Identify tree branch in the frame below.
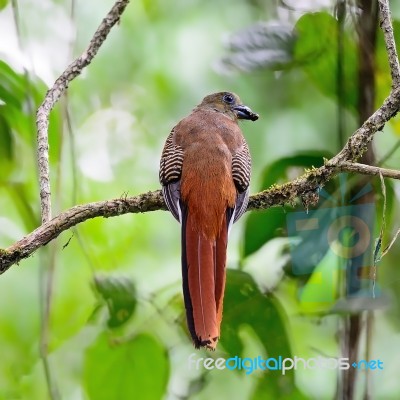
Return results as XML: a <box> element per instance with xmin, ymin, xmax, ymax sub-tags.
<box><xmin>36</xmin><ymin>0</ymin><xmax>130</xmax><ymax>223</ymax></box>
<box><xmin>327</xmin><ymin>86</ymin><xmax>400</xmax><ymax>165</ymax></box>
<box><xmin>0</xmin><ymin>191</ymin><xmax>165</xmax><ymax>273</ymax></box>
<box><xmin>250</xmin><ymin>86</ymin><xmax>400</xmax><ymax>210</ymax></box>
<box><xmin>379</xmin><ymin>0</ymin><xmax>400</xmax><ymax>87</ymax></box>
<box><xmin>1</xmin><ymin>154</ymin><xmax>400</xmax><ymax>274</ymax></box>
<box><xmin>2</xmin><ymin>0</ymin><xmax>400</xmax><ymax>275</ymax></box>
<box><xmin>338</xmin><ymin>162</ymin><xmax>400</xmax><ymax>179</ymax></box>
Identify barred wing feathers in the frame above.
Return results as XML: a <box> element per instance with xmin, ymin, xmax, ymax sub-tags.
<box><xmin>232</xmin><ymin>141</ymin><xmax>251</xmax><ymax>223</ymax></box>
<box><xmin>159</xmin><ymin>129</ymin><xmax>184</xmax><ymax>222</ymax></box>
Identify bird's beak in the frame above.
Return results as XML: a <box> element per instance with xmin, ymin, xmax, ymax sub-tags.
<box><xmin>233</xmin><ymin>105</ymin><xmax>259</xmax><ymax>121</ymax></box>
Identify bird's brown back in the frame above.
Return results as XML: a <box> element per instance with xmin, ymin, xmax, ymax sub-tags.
<box><xmin>175</xmin><ymin>108</ymin><xmax>244</xmax><ymax>239</ymax></box>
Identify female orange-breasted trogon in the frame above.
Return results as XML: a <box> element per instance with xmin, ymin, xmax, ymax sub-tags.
<box><xmin>159</xmin><ymin>92</ymin><xmax>258</xmax><ymax>349</ymax></box>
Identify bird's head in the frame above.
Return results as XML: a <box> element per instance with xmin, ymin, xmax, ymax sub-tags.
<box><xmin>198</xmin><ymin>92</ymin><xmax>259</xmax><ymax>122</ymax></box>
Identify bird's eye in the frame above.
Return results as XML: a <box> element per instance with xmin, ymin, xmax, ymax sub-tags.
<box><xmin>223</xmin><ymin>94</ymin><xmax>234</xmax><ymax>104</ymax></box>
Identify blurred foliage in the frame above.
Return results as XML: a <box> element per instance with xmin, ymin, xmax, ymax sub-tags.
<box><xmin>223</xmin><ymin>270</ymin><xmax>307</xmax><ymax>399</ymax></box>
<box><xmin>0</xmin><ymin>0</ymin><xmax>400</xmax><ymax>399</ymax></box>
<box><xmin>84</xmin><ymin>333</ymin><xmax>169</xmax><ymax>400</ymax></box>
<box><xmin>217</xmin><ymin>21</ymin><xmax>296</xmax><ymax>73</ymax></box>
<box><xmin>93</xmin><ymin>274</ymin><xmax>137</xmax><ymax>328</ymax></box>
<box><xmin>294</xmin><ymin>12</ymin><xmax>358</xmax><ymax>112</ymax></box>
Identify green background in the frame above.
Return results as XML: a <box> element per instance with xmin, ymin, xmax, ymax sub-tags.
<box><xmin>0</xmin><ymin>0</ymin><xmax>400</xmax><ymax>399</ymax></box>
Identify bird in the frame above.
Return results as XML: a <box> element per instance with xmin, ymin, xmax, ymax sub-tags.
<box><xmin>159</xmin><ymin>92</ymin><xmax>258</xmax><ymax>350</ymax></box>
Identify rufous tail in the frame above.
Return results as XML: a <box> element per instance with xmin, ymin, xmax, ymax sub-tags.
<box><xmin>181</xmin><ymin>211</ymin><xmax>228</xmax><ymax>350</ymax></box>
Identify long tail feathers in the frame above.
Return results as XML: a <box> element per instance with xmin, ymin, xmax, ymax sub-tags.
<box><xmin>181</xmin><ymin>210</ymin><xmax>228</xmax><ymax>350</ymax></box>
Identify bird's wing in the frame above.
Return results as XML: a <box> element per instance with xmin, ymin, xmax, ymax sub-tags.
<box><xmin>159</xmin><ymin>128</ymin><xmax>184</xmax><ymax>222</ymax></box>
<box><xmin>231</xmin><ymin>141</ymin><xmax>251</xmax><ymax>223</ymax></box>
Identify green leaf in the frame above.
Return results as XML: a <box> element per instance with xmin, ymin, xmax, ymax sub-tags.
<box><xmin>373</xmin><ymin>175</ymin><xmax>395</xmax><ymax>236</ymax></box>
<box><xmin>223</xmin><ymin>270</ymin><xmax>291</xmax><ymax>358</ymax></box>
<box><xmin>0</xmin><ymin>61</ymin><xmax>26</xmax><ymax>108</ymax></box>
<box><xmin>0</xmin><ymin>61</ymin><xmax>61</xmax><ymax>161</ymax></box>
<box><xmin>84</xmin><ymin>333</ymin><xmax>169</xmax><ymax>400</ymax></box>
<box><xmin>244</xmin><ymin>151</ymin><xmax>331</xmax><ymax>257</ymax></box>
<box><xmin>0</xmin><ymin>113</ymin><xmax>12</xmax><ymax>159</ymax></box>
<box><xmin>294</xmin><ymin>12</ymin><xmax>358</xmax><ymax>112</ymax></box>
<box><xmin>0</xmin><ymin>104</ymin><xmax>32</xmax><ymax>143</ymax></box>
<box><xmin>94</xmin><ymin>275</ymin><xmax>137</xmax><ymax>328</ymax></box>
<box><xmin>243</xmin><ymin>208</ymin><xmax>290</xmax><ymax>257</ymax></box>
<box><xmin>0</xmin><ymin>0</ymin><xmax>8</xmax><ymax>10</ymax></box>
<box><xmin>0</xmin><ymin>112</ymin><xmax>13</xmax><ymax>180</ymax></box>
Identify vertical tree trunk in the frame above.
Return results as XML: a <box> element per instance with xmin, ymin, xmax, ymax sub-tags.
<box><xmin>340</xmin><ymin>1</ymin><xmax>378</xmax><ymax>399</ymax></box>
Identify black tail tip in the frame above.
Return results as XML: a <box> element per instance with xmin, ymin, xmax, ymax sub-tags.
<box><xmin>193</xmin><ymin>336</ymin><xmax>218</xmax><ymax>351</ymax></box>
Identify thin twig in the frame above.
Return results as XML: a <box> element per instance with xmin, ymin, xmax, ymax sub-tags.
<box><xmin>372</xmin><ymin>173</ymin><xmax>386</xmax><ymax>297</ymax></box>
<box><xmin>374</xmin><ymin>172</ymin><xmax>400</xmax><ymax>261</ymax></box>
<box><xmin>375</xmin><ymin>173</ymin><xmax>386</xmax><ymax>266</ymax></box>
<box><xmin>39</xmin><ymin>247</ymin><xmax>60</xmax><ymax>400</ymax></box>
<box><xmin>378</xmin><ymin>0</ymin><xmax>400</xmax><ymax>86</ymax></box>
<box><xmin>339</xmin><ymin>162</ymin><xmax>400</xmax><ymax>179</ymax></box>
<box><xmin>36</xmin><ymin>0</ymin><xmax>130</xmax><ymax>224</ymax></box>
<box><xmin>33</xmin><ymin>2</ymin><xmax>130</xmax><ymax>397</ymax></box>
<box><xmin>327</xmin><ymin>86</ymin><xmax>400</xmax><ymax>166</ymax></box>
<box><xmin>11</xmin><ymin>1</ymin><xmax>60</xmax><ymax>398</ymax></box>
<box><xmin>380</xmin><ymin>228</ymin><xmax>400</xmax><ymax>259</ymax></box>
